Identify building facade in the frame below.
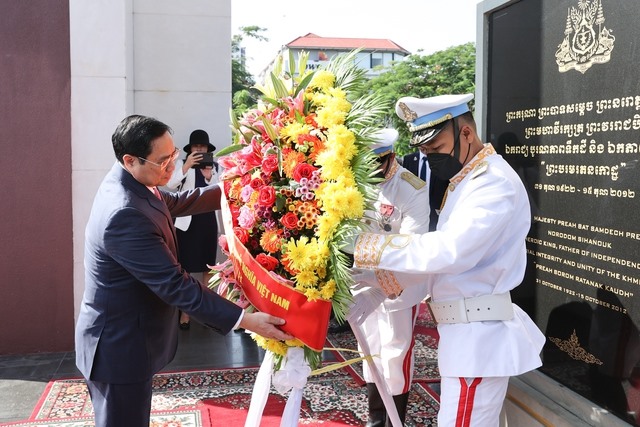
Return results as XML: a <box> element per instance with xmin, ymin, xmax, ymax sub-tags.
<box><xmin>259</xmin><ymin>32</ymin><xmax>410</xmax><ymax>81</ymax></box>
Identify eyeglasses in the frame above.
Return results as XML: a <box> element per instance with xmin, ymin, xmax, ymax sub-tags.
<box><xmin>138</xmin><ymin>148</ymin><xmax>180</xmax><ymax>170</ymax></box>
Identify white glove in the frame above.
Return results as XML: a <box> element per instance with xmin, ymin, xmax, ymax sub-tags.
<box><xmin>338</xmin><ymin>227</ymin><xmax>359</xmax><ymax>254</ymax></box>
<box><xmin>350</xmin><ymin>269</ymin><xmax>378</xmax><ymax>291</ymax></box>
<box><xmin>346</xmin><ymin>286</ymin><xmax>386</xmax><ymax>325</ymax></box>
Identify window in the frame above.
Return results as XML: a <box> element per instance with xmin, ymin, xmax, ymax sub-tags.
<box><xmin>371</xmin><ymin>52</ymin><xmax>383</xmax><ymax>68</ymax></box>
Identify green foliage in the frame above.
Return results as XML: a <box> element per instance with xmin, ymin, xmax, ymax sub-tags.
<box><xmin>356</xmin><ymin>42</ymin><xmax>476</xmax><ymax>156</ymax></box>
<box><xmin>231</xmin><ymin>26</ymin><xmax>269</xmax><ymax>115</ymax></box>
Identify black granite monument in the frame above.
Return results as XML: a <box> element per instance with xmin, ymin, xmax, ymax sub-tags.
<box><xmin>485</xmin><ymin>0</ymin><xmax>640</xmax><ymax>424</ymax></box>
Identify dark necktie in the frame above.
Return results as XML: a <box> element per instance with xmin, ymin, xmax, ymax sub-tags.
<box><xmin>420</xmin><ymin>156</ymin><xmax>428</xmax><ymax>182</ymax></box>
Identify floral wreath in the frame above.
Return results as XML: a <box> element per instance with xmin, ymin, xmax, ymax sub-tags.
<box><xmin>210</xmin><ymin>50</ymin><xmax>388</xmax><ymax>370</ymax></box>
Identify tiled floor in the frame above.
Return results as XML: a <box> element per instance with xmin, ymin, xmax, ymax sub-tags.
<box><xmin>0</xmin><ymin>322</ymin><xmax>337</xmax><ymax>423</ymax></box>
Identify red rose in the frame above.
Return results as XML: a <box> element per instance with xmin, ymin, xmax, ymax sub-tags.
<box><xmin>280</xmin><ymin>212</ymin><xmax>300</xmax><ymax>230</ymax></box>
<box><xmin>293</xmin><ymin>163</ymin><xmax>317</xmax><ymax>182</ymax></box>
<box><xmin>233</xmin><ymin>227</ymin><xmax>250</xmax><ymax>244</ymax></box>
<box><xmin>257</xmin><ymin>186</ymin><xmax>276</xmax><ymax>207</ymax></box>
<box><xmin>250</xmin><ymin>177</ymin><xmax>265</xmax><ymax>189</ymax></box>
<box><xmin>240</xmin><ymin>174</ymin><xmax>252</xmax><ymax>187</ymax></box>
<box><xmin>262</xmin><ymin>154</ymin><xmax>279</xmax><ymax>174</ymax></box>
<box><xmin>256</xmin><ymin>253</ymin><xmax>279</xmax><ymax>271</ymax></box>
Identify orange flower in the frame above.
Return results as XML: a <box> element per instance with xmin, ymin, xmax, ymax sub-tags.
<box><xmin>281</xmin><ymin>254</ymin><xmax>300</xmax><ymax>275</ymax></box>
<box><xmin>282</xmin><ymin>150</ymin><xmax>307</xmax><ymax>179</ymax></box>
<box><xmin>260</xmin><ymin>229</ymin><xmax>283</xmax><ymax>254</ymax></box>
<box><xmin>305</xmin><ymin>113</ymin><xmax>318</xmax><ymax>128</ymax></box>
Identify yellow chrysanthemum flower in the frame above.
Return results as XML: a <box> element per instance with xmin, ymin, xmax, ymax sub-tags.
<box><xmin>315</xmin><ymin>213</ymin><xmax>339</xmax><ymax>242</ymax></box>
<box><xmin>306</xmin><ymin>239</ymin><xmax>330</xmax><ymax>269</ymax></box>
<box><xmin>310</xmin><ymin>93</ymin><xmax>331</xmax><ymax>107</ymax></box>
<box><xmin>309</xmin><ymin>70</ymin><xmax>335</xmax><ymax>91</ymax></box>
<box><xmin>280</xmin><ymin>122</ymin><xmax>312</xmax><ymax>143</ymax></box>
<box><xmin>295</xmin><ymin>270</ymin><xmax>318</xmax><ymax>287</ymax></box>
<box><xmin>315</xmin><ymin>155</ymin><xmax>352</xmax><ymax>182</ymax></box>
<box><xmin>335</xmin><ymin>173</ymin><xmax>357</xmax><ymax>189</ymax></box>
<box><xmin>304</xmin><ymin>287</ymin><xmax>323</xmax><ymax>302</ymax></box>
<box><xmin>326</xmin><ymin>87</ymin><xmax>347</xmax><ymax>100</ymax></box>
<box><xmin>320</xmin><ymin>279</ymin><xmax>337</xmax><ymax>299</ymax></box>
<box><xmin>334</xmin><ymin>185</ymin><xmax>366</xmax><ymax>219</ymax></box>
<box><xmin>327</xmin><ymin>124</ymin><xmax>356</xmax><ymax>148</ymax></box>
<box><xmin>284</xmin><ymin>338</ymin><xmax>305</xmax><ymax>348</ymax></box>
<box><xmin>324</xmin><ymin>95</ymin><xmax>351</xmax><ymax>114</ymax></box>
<box><xmin>316</xmin><ymin>264</ymin><xmax>327</xmax><ymax>279</ymax></box>
<box><xmin>253</xmin><ymin>336</ymin><xmax>288</xmax><ymax>357</ymax></box>
<box><xmin>316</xmin><ymin>108</ymin><xmax>347</xmax><ymax>128</ymax></box>
<box><xmin>283</xmin><ymin>235</ymin><xmax>310</xmax><ymax>271</ymax></box>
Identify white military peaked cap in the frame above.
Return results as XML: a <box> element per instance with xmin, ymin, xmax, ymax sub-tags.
<box><xmin>369</xmin><ymin>128</ymin><xmax>399</xmax><ymax>155</ymax></box>
<box><xmin>395</xmin><ymin>93</ymin><xmax>474</xmax><ymax>134</ymax></box>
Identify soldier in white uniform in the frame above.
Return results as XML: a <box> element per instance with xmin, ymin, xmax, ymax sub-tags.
<box><xmin>355</xmin><ymin>128</ymin><xmax>430</xmax><ymax>426</ymax></box>
<box><xmin>347</xmin><ymin>94</ymin><xmax>546</xmax><ymax>426</ymax></box>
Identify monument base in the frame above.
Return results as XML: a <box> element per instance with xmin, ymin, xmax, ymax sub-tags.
<box><xmin>505</xmin><ymin>371</ymin><xmax>633</xmax><ymax>426</ymax></box>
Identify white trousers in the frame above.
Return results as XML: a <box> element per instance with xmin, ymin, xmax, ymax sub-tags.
<box><xmin>438</xmin><ymin>376</ymin><xmax>509</xmax><ymax>427</ymax></box>
<box><xmin>360</xmin><ymin>304</ymin><xmax>419</xmax><ymax>395</ymax></box>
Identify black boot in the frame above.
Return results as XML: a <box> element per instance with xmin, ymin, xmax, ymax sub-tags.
<box><xmin>385</xmin><ymin>392</ymin><xmax>409</xmax><ymax>426</ymax></box>
<box><xmin>366</xmin><ymin>383</ymin><xmax>386</xmax><ymax>427</ymax></box>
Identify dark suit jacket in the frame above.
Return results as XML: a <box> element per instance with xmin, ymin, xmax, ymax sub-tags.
<box><xmin>402</xmin><ymin>152</ymin><xmax>448</xmax><ymax>231</ymax></box>
<box><xmin>76</xmin><ymin>163</ymin><xmax>242</xmax><ymax>384</ymax></box>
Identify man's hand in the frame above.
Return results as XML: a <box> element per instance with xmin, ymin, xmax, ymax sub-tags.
<box><xmin>346</xmin><ymin>286</ymin><xmax>386</xmax><ymax>325</ymax></box>
<box><xmin>239</xmin><ymin>312</ymin><xmax>294</xmax><ymax>341</ymax></box>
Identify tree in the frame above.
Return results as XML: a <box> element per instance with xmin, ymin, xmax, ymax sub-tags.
<box><xmin>231</xmin><ymin>26</ymin><xmax>268</xmax><ymax>116</ymax></box>
<box><xmin>358</xmin><ymin>42</ymin><xmax>476</xmax><ymax>155</ymax></box>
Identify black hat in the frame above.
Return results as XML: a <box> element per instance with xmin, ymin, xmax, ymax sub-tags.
<box><xmin>184</xmin><ymin>129</ymin><xmax>216</xmax><ymax>153</ymax></box>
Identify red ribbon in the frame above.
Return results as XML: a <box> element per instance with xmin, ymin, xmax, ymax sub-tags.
<box><xmin>230</xmin><ymin>234</ymin><xmax>331</xmax><ymax>351</ymax></box>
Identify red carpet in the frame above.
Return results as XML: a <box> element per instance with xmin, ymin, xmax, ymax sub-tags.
<box><xmin>4</xmin><ymin>364</ymin><xmax>439</xmax><ymax>427</ymax></box>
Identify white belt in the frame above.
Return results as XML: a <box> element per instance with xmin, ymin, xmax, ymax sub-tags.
<box><xmin>428</xmin><ymin>292</ymin><xmax>514</xmax><ymax>324</ymax></box>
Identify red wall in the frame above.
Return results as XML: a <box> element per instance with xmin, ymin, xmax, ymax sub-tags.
<box><xmin>0</xmin><ymin>1</ymin><xmax>74</xmax><ymax>353</ymax></box>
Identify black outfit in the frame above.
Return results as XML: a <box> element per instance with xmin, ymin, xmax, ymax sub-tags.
<box><xmin>176</xmin><ymin>170</ymin><xmax>217</xmax><ymax>271</ymax></box>
<box><xmin>402</xmin><ymin>152</ymin><xmax>448</xmax><ymax>231</ymax></box>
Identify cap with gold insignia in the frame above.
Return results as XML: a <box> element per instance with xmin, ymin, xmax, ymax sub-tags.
<box><xmin>395</xmin><ymin>94</ymin><xmax>474</xmax><ymax>146</ymax></box>
<box><xmin>369</xmin><ymin>128</ymin><xmax>399</xmax><ymax>156</ymax></box>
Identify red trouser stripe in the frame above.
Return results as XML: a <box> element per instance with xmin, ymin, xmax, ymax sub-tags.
<box><xmin>455</xmin><ymin>377</ymin><xmax>482</xmax><ymax>427</ymax></box>
<box><xmin>400</xmin><ymin>305</ymin><xmax>419</xmax><ymax>394</ymax></box>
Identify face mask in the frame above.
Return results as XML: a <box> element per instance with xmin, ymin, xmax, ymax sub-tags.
<box><xmin>427</xmin><ymin>152</ymin><xmax>462</xmax><ymax>181</ymax></box>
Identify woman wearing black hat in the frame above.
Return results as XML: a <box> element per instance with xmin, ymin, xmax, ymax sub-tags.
<box><xmin>165</xmin><ymin>129</ymin><xmax>219</xmax><ymax>329</ymax></box>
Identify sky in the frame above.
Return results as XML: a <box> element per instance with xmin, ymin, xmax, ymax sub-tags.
<box><xmin>232</xmin><ymin>0</ymin><xmax>483</xmax><ymax>78</ymax></box>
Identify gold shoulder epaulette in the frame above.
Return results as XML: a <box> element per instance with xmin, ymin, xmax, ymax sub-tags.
<box><xmin>471</xmin><ymin>161</ymin><xmax>489</xmax><ymax>179</ymax></box>
<box><xmin>400</xmin><ymin>171</ymin><xmax>426</xmax><ymax>190</ymax></box>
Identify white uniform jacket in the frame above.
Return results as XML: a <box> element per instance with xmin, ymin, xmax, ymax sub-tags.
<box><xmin>354</xmin><ymin>144</ymin><xmax>546</xmax><ymax>377</ymax></box>
<box><xmin>364</xmin><ymin>160</ymin><xmax>430</xmax><ymax>311</ymax></box>
<box><xmin>165</xmin><ymin>159</ymin><xmax>217</xmax><ymax>231</ymax></box>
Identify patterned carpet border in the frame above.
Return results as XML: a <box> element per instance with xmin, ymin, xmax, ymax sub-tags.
<box><xmin>0</xmin><ymin>409</ymin><xmax>204</xmax><ymax>427</ymax></box>
<box><xmin>22</xmin><ymin>365</ymin><xmax>439</xmax><ymax>426</ymax></box>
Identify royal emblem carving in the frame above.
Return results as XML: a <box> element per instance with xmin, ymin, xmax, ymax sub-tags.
<box><xmin>555</xmin><ymin>0</ymin><xmax>615</xmax><ymax>74</ymax></box>
<box><xmin>549</xmin><ymin>330</ymin><xmax>603</xmax><ymax>365</ymax></box>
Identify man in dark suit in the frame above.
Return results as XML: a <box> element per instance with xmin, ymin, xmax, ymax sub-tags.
<box><xmin>75</xmin><ymin>115</ymin><xmax>292</xmax><ymax>427</ymax></box>
<box><xmin>402</xmin><ymin>149</ymin><xmax>449</xmax><ymax>231</ymax></box>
